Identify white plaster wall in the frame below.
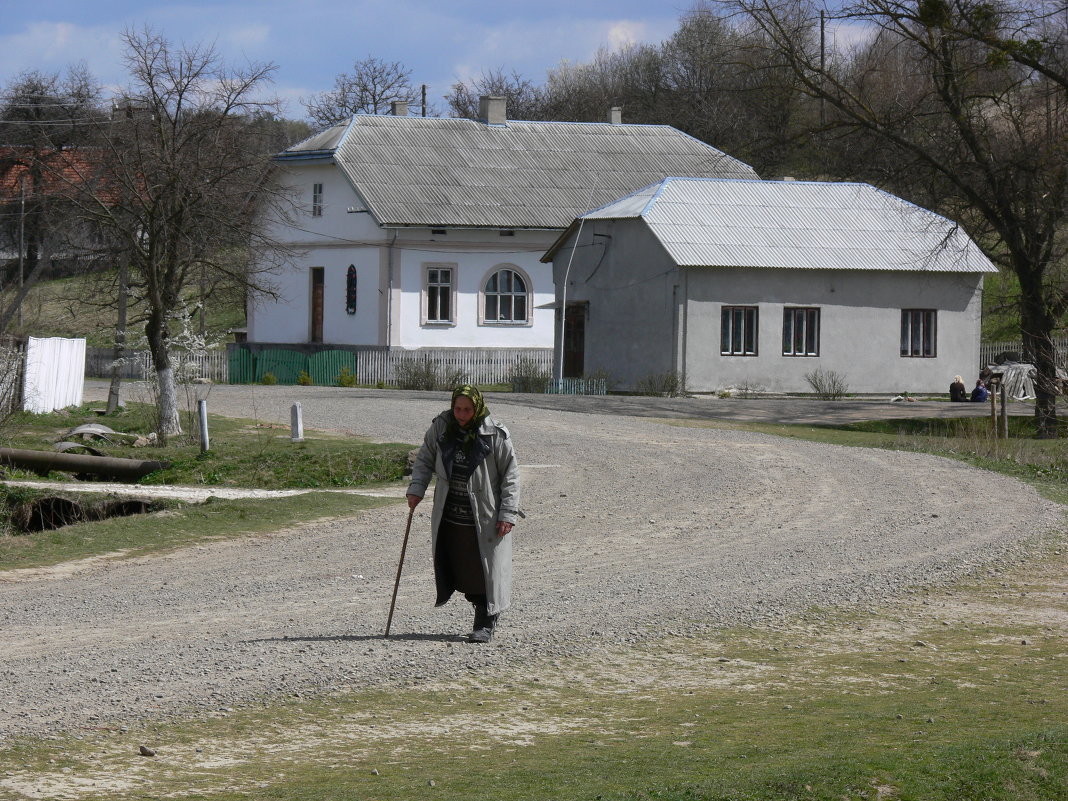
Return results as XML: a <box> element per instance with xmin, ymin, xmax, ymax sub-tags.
<box><xmin>393</xmin><ymin>229</ymin><xmax>557</xmax><ymax>349</ymax></box>
<box><xmin>252</xmin><ymin>160</ymin><xmax>386</xmax><ymax>344</ymax></box>
<box><xmin>683</xmin><ymin>267</ymin><xmax>984</xmax><ymax>393</ymax></box>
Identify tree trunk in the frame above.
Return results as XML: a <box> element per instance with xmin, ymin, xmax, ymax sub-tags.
<box><xmin>1019</xmin><ymin>277</ymin><xmax>1059</xmax><ymax>439</ymax></box>
<box><xmin>0</xmin><ymin>235</ymin><xmax>45</xmax><ymax>334</ymax></box>
<box><xmin>105</xmin><ymin>261</ymin><xmax>129</xmax><ymax>415</ymax></box>
<box><xmin>146</xmin><ymin>308</ymin><xmax>181</xmax><ymax>440</ymax></box>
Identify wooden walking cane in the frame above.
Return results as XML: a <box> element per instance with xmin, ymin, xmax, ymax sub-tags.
<box><xmin>385</xmin><ymin>505</ymin><xmax>416</xmax><ymax>637</ymax></box>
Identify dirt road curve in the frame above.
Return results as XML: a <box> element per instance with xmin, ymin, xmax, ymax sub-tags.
<box><xmin>0</xmin><ymin>389</ymin><xmax>1061</xmax><ymax>738</ymax></box>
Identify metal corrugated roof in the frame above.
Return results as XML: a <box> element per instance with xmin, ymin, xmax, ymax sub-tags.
<box><xmin>277</xmin><ymin>115</ymin><xmax>758</xmax><ymax>228</ymax></box>
<box><xmin>584</xmin><ymin>178</ymin><xmax>997</xmax><ymax>273</ymax></box>
<box><xmin>284</xmin><ymin>123</ymin><xmax>350</xmax><ymax>155</ymax></box>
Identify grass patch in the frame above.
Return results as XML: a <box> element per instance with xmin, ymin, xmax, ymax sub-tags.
<box><xmin>0</xmin><ymin>491</ymin><xmax>396</xmax><ymax>571</ymax></box>
<box><xmin>2</xmin><ymin>547</ymin><xmax>1065</xmax><ymax>800</ymax></box>
<box><xmin>0</xmin><ymin>403</ymin><xmax>413</xmax><ymax>490</ymax></box>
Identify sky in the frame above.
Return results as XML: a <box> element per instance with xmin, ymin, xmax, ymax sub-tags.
<box><xmin>0</xmin><ymin>0</ymin><xmax>693</xmax><ymax>120</ymax></box>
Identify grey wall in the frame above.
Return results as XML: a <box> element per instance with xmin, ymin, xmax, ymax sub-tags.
<box><xmin>554</xmin><ymin>220</ymin><xmax>680</xmax><ymax>385</ymax></box>
<box><xmin>554</xmin><ymin>220</ymin><xmax>985</xmax><ymax>394</ymax></box>
<box><xmin>683</xmin><ymin>267</ymin><xmax>984</xmax><ymax>394</ymax></box>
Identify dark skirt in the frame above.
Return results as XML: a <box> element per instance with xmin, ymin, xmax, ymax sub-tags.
<box><xmin>437</xmin><ymin>520</ymin><xmax>486</xmax><ymax>596</ymax></box>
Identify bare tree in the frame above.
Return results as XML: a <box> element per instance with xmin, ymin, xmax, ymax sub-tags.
<box><xmin>61</xmin><ymin>29</ymin><xmax>291</xmax><ymax>439</ymax></box>
<box><xmin>303</xmin><ymin>56</ymin><xmax>418</xmax><ymax>126</ymax></box>
<box><xmin>731</xmin><ymin>0</ymin><xmax>1068</xmax><ymax>437</ymax></box>
<box><xmin>447</xmin><ymin>68</ymin><xmax>549</xmax><ymax>119</ymax></box>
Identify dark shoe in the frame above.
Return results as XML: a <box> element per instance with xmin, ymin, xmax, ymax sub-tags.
<box><xmin>468</xmin><ymin>604</ymin><xmax>498</xmax><ymax>643</ymax></box>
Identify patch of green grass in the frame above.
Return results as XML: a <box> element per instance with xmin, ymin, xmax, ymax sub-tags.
<box><xmin>3</xmin><ymin>549</ymin><xmax>1065</xmax><ymax>800</ymax></box>
<box><xmin>0</xmin><ymin>492</ymin><xmax>396</xmax><ymax>571</ymax></box>
<box><xmin>1</xmin><ymin>402</ymin><xmax>413</xmax><ymax>490</ymax></box>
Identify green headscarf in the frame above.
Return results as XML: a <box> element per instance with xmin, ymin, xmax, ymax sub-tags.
<box><xmin>448</xmin><ymin>384</ymin><xmax>489</xmax><ymax>450</ymax></box>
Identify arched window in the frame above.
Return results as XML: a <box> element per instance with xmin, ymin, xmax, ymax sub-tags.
<box><xmin>483</xmin><ymin>267</ymin><xmax>529</xmax><ymax>324</ymax></box>
<box><xmin>346</xmin><ymin>265</ymin><xmax>357</xmax><ymax>315</ymax></box>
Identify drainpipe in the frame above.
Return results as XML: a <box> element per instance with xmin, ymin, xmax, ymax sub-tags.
<box><xmin>386</xmin><ymin>229</ymin><xmax>397</xmax><ymax>346</ymax></box>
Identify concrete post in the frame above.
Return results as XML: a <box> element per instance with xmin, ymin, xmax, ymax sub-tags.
<box><xmin>198</xmin><ymin>399</ymin><xmax>210</xmax><ymax>453</ymax></box>
<box><xmin>291</xmin><ymin>402</ymin><xmax>304</xmax><ymax>443</ymax></box>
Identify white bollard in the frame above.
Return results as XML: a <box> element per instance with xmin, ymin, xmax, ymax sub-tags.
<box><xmin>198</xmin><ymin>399</ymin><xmax>210</xmax><ymax>453</ymax></box>
<box><xmin>291</xmin><ymin>402</ymin><xmax>304</xmax><ymax>443</ymax></box>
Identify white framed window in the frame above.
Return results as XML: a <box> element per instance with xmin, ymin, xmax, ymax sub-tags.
<box><xmin>481</xmin><ymin>266</ymin><xmax>531</xmax><ymax>325</ymax></box>
<box><xmin>423</xmin><ymin>263</ymin><xmax>455</xmax><ymax>325</ymax></box>
<box><xmin>311</xmin><ymin>183</ymin><xmax>323</xmax><ymax>217</ymax></box>
<box><xmin>783</xmin><ymin>307</ymin><xmax>820</xmax><ymax>356</ymax></box>
<box><xmin>901</xmin><ymin>309</ymin><xmax>936</xmax><ymax>357</ymax></box>
<box><xmin>721</xmin><ymin>306</ymin><xmax>758</xmax><ymax>356</ymax></box>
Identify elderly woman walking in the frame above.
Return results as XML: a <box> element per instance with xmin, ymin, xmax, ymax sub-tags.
<box><xmin>406</xmin><ymin>385</ymin><xmax>521</xmax><ymax>643</ymax></box>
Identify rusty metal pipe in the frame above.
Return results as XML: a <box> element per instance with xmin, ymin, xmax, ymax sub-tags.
<box><xmin>0</xmin><ymin>447</ymin><xmax>169</xmax><ymax>481</ymax></box>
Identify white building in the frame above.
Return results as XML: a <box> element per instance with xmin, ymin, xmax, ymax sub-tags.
<box><xmin>250</xmin><ymin>98</ymin><xmax>757</xmax><ymax>356</ymax></box>
<box><xmin>542</xmin><ymin>178</ymin><xmax>997</xmax><ymax>393</ymax></box>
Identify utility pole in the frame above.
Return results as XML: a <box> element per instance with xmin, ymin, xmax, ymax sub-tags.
<box><xmin>17</xmin><ymin>174</ymin><xmax>25</xmax><ymax>329</ymax></box>
<box><xmin>422</xmin><ymin>84</ymin><xmax>427</xmax><ymax>117</ymax></box>
<box><xmin>820</xmin><ymin>10</ymin><xmax>826</xmax><ymax>128</ymax></box>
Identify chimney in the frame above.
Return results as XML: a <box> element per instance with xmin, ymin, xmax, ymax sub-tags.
<box><xmin>391</xmin><ymin>100</ymin><xmax>408</xmax><ymax>117</ymax></box>
<box><xmin>479</xmin><ymin>95</ymin><xmax>507</xmax><ymax>125</ymax></box>
<box><xmin>608</xmin><ymin>106</ymin><xmax>622</xmax><ymax>125</ymax></box>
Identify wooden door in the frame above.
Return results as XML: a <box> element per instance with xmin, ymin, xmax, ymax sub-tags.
<box><xmin>562</xmin><ymin>302</ymin><xmax>586</xmax><ymax>378</ymax></box>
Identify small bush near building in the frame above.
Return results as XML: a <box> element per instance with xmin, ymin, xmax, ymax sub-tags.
<box><xmin>336</xmin><ymin>367</ymin><xmax>357</xmax><ymax>388</ymax></box>
<box><xmin>636</xmin><ymin>371</ymin><xmax>683</xmax><ymax>397</ymax></box>
<box><xmin>734</xmin><ymin>380</ymin><xmax>766</xmax><ymax>398</ymax></box>
<box><xmin>583</xmin><ymin>368</ymin><xmax>614</xmax><ymax>393</ymax></box>
<box><xmin>509</xmin><ymin>357</ymin><xmax>551</xmax><ymax>393</ymax></box>
<box><xmin>805</xmin><ymin>368</ymin><xmax>850</xmax><ymax>400</ymax></box>
<box><xmin>393</xmin><ymin>358</ymin><xmax>467</xmax><ymax>391</ymax></box>
<box><xmin>261</xmin><ymin>372</ymin><xmax>277</xmax><ymax>386</ymax></box>
<box><xmin>297</xmin><ymin>370</ymin><xmax>313</xmax><ymax>386</ymax></box>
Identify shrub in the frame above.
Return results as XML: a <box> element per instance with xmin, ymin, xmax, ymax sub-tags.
<box><xmin>804</xmin><ymin>368</ymin><xmax>849</xmax><ymax>400</ymax></box>
<box><xmin>393</xmin><ymin>358</ymin><xmax>467</xmax><ymax>391</ymax></box>
<box><xmin>261</xmin><ymin>372</ymin><xmax>277</xmax><ymax>386</ymax></box>
<box><xmin>297</xmin><ymin>370</ymin><xmax>313</xmax><ymax>386</ymax></box>
<box><xmin>582</xmin><ymin>367</ymin><xmax>614</xmax><ymax>393</ymax></box>
<box><xmin>509</xmin><ymin>357</ymin><xmax>551</xmax><ymax>393</ymax></box>
<box><xmin>734</xmin><ymin>380</ymin><xmax>766</xmax><ymax>398</ymax></box>
<box><xmin>636</xmin><ymin>371</ymin><xmax>683</xmax><ymax>397</ymax></box>
<box><xmin>440</xmin><ymin>367</ymin><xmax>468</xmax><ymax>391</ymax></box>
<box><xmin>336</xmin><ymin>367</ymin><xmax>357</xmax><ymax>388</ymax></box>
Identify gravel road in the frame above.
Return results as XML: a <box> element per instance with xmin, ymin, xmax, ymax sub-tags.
<box><xmin>1</xmin><ymin>386</ymin><xmax>1062</xmax><ymax>740</ymax></box>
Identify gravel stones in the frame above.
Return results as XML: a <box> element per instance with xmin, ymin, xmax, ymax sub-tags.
<box><xmin>0</xmin><ymin>385</ymin><xmax>1061</xmax><ymax>739</ymax></box>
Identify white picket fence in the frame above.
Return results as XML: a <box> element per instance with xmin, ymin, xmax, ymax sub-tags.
<box><xmin>86</xmin><ymin>348</ymin><xmax>229</xmax><ymax>382</ymax></box>
<box><xmin>371</xmin><ymin>348</ymin><xmax>554</xmax><ymax>387</ymax></box>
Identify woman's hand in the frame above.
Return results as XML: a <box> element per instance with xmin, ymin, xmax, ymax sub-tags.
<box><xmin>406</xmin><ymin>494</ymin><xmax>422</xmax><ymax>509</ymax></box>
<box><xmin>496</xmin><ymin>521</ymin><xmax>513</xmax><ymax>538</ymax></box>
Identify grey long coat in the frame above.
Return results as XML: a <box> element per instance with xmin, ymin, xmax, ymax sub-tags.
<box><xmin>406</xmin><ymin>412</ymin><xmax>520</xmax><ymax>615</ymax></box>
